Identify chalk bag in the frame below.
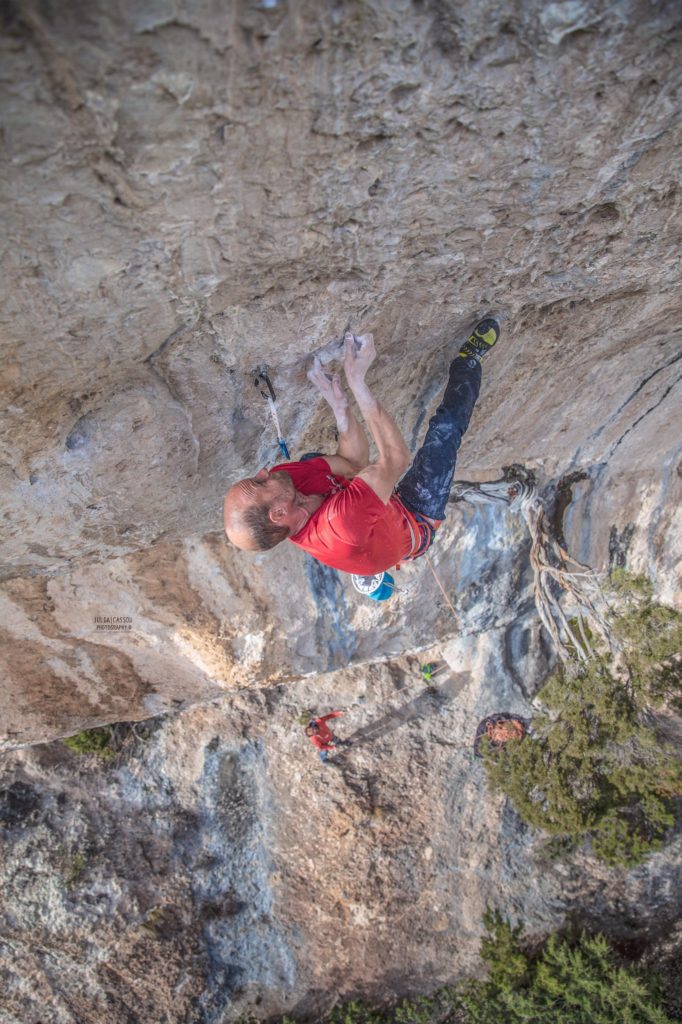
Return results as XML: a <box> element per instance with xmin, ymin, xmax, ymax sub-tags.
<box><xmin>351</xmin><ymin>572</ymin><xmax>395</xmax><ymax>601</ymax></box>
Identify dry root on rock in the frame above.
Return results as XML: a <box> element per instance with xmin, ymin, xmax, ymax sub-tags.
<box><xmin>450</xmin><ymin>466</ymin><xmax>613</xmax><ymax>664</ymax></box>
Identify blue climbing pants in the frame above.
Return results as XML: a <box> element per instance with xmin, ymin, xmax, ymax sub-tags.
<box><xmin>396</xmin><ymin>356</ymin><xmax>482</xmax><ymax>522</ymax></box>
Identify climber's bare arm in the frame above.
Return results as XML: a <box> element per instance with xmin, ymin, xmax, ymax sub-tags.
<box><xmin>307</xmin><ymin>356</ymin><xmax>370</xmax><ymax>476</ymax></box>
<box><xmin>343</xmin><ymin>333</ymin><xmax>410</xmax><ymax>504</ymax></box>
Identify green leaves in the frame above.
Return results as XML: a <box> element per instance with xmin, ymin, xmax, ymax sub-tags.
<box><xmin>63</xmin><ymin>726</ymin><xmax>115</xmax><ymax>760</ymax></box>
<box><xmin>481</xmin><ymin>574</ymin><xmax>682</xmax><ymax>866</ymax></box>
<box><xmin>457</xmin><ymin>921</ymin><xmax>676</xmax><ymax>1024</ymax></box>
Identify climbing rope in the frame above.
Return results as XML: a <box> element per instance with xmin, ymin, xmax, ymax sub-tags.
<box><xmin>425</xmin><ymin>552</ymin><xmax>461</xmax><ymax>625</ymax></box>
<box><xmin>450</xmin><ymin>466</ymin><xmax>613</xmax><ymax>663</ymax></box>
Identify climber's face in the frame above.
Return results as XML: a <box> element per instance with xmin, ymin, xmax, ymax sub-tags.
<box><xmin>248</xmin><ymin>467</ymin><xmax>297</xmax><ymax>504</ymax></box>
<box><xmin>224</xmin><ymin>468</ymin><xmax>294</xmax><ymax>517</ymax></box>
<box><xmin>257</xmin><ymin>469</ymin><xmax>320</xmax><ymax>535</ymax></box>
<box><xmin>223</xmin><ymin>468</ymin><xmax>311</xmax><ymax>549</ymax></box>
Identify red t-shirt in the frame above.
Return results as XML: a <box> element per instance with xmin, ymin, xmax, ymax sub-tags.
<box><xmin>271</xmin><ymin>457</ymin><xmax>423</xmax><ymax>574</ymax></box>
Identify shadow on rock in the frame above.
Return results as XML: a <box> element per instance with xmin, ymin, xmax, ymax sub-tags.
<box><xmin>344</xmin><ymin>685</ymin><xmax>454</xmax><ymax>751</ymax></box>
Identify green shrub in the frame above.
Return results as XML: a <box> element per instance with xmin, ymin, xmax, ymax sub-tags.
<box><xmin>327</xmin><ymin>1002</ymin><xmax>386</xmax><ymax>1024</ymax></box>
<box><xmin>456</xmin><ymin>911</ymin><xmax>675</xmax><ymax>1024</ymax></box>
<box><xmin>63</xmin><ymin>727</ymin><xmax>115</xmax><ymax>760</ymax></box>
<box><xmin>481</xmin><ymin>574</ymin><xmax>681</xmax><ymax>866</ymax></box>
<box><xmin>609</xmin><ymin>570</ymin><xmax>682</xmax><ymax>706</ymax></box>
<box><xmin>393</xmin><ymin>995</ymin><xmax>441</xmax><ymax>1024</ymax></box>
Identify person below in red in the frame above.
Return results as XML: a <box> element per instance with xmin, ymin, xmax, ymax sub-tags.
<box><xmin>305</xmin><ymin>710</ymin><xmax>352</xmax><ymax>763</ymax></box>
<box><xmin>224</xmin><ymin>319</ymin><xmax>500</xmax><ymax>575</ymax></box>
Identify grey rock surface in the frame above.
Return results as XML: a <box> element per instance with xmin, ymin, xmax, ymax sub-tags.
<box><xmin>1</xmin><ymin>662</ymin><xmax>680</xmax><ymax>1024</ymax></box>
<box><xmin>1</xmin><ymin>0</ymin><xmax>681</xmax><ymax>744</ymax></box>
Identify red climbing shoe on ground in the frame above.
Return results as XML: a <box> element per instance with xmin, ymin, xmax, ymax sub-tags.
<box><xmin>459</xmin><ymin>316</ymin><xmax>500</xmax><ymax>361</ymax></box>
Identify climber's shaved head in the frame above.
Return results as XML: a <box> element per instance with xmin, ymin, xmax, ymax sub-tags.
<box><xmin>223</xmin><ymin>468</ymin><xmax>308</xmax><ymax>551</ymax></box>
<box><xmin>223</xmin><ymin>482</ymin><xmax>264</xmax><ymax>551</ymax></box>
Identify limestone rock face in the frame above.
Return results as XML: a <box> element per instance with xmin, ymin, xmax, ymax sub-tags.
<box><xmin>1</xmin><ymin>666</ymin><xmax>680</xmax><ymax>1023</ymax></box>
<box><xmin>1</xmin><ymin>2</ymin><xmax>681</xmax><ymax>739</ymax></box>
<box><xmin>1</xmin><ymin>2</ymin><xmax>682</xmax><ymax>1017</ymax></box>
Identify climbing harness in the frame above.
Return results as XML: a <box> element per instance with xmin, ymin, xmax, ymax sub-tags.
<box><xmin>254</xmin><ymin>365</ymin><xmax>290</xmax><ymax>460</ymax></box>
<box><xmin>425</xmin><ymin>552</ymin><xmax>460</xmax><ymax>624</ymax></box>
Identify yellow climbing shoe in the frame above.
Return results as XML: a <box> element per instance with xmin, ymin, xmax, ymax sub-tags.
<box><xmin>458</xmin><ymin>317</ymin><xmax>500</xmax><ymax>361</ymax></box>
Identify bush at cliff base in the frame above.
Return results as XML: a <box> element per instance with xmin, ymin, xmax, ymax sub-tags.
<box><xmin>454</xmin><ymin>911</ymin><xmax>676</xmax><ymax>1024</ymax></box>
<box><xmin>480</xmin><ymin>572</ymin><xmax>682</xmax><ymax>867</ymax></box>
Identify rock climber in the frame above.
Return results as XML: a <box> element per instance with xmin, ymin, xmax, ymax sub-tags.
<box><xmin>473</xmin><ymin>713</ymin><xmax>529</xmax><ymax>758</ymax></box>
<box><xmin>305</xmin><ymin>710</ymin><xmax>352</xmax><ymax>763</ymax></box>
<box><xmin>223</xmin><ymin>318</ymin><xmax>500</xmax><ymax>574</ymax></box>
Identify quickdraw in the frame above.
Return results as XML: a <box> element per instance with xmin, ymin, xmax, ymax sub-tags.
<box><xmin>254</xmin><ymin>365</ymin><xmax>290</xmax><ymax>460</ymax></box>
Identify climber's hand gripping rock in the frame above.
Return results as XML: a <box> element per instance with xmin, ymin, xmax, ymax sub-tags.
<box><xmin>307</xmin><ymin>356</ymin><xmax>349</xmax><ymax>431</ymax></box>
<box><xmin>343</xmin><ymin>332</ymin><xmax>376</xmax><ymax>386</ymax></box>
